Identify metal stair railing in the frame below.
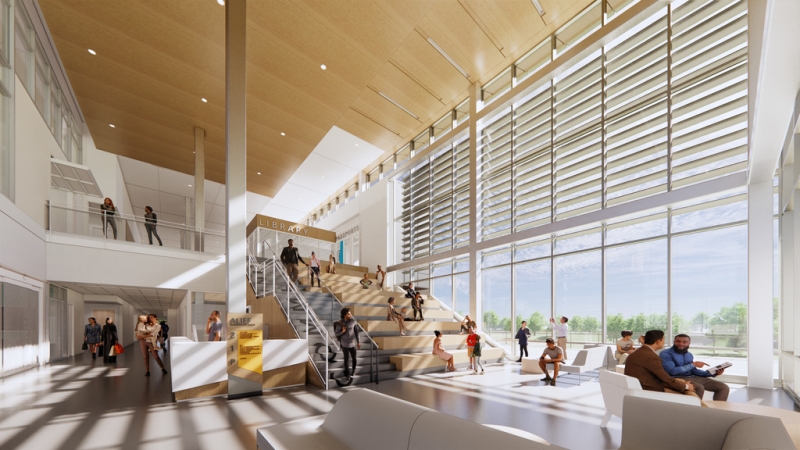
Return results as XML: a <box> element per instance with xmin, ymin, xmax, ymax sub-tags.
<box><xmin>306</xmin><ymin>267</ymin><xmax>380</xmax><ymax>384</ymax></box>
<box><xmin>246</xmin><ymin>249</ymin><xmax>338</xmax><ymax>390</ymax></box>
<box><xmin>262</xmin><ymin>240</ymin><xmax>379</xmax><ymax>384</ymax></box>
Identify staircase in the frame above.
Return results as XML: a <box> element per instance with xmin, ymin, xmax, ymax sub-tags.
<box><xmin>248</xmin><ymin>252</ymin><xmax>503</xmax><ymax>388</ymax></box>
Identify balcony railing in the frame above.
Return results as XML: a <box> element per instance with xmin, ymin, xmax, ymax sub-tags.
<box><xmin>46</xmin><ymin>202</ymin><xmax>224</xmax><ymax>254</ymax></box>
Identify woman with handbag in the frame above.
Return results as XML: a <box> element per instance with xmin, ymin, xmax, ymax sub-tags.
<box><xmin>84</xmin><ymin>317</ymin><xmax>101</xmax><ymax>360</ymax></box>
<box><xmin>100</xmin><ymin>317</ymin><xmax>118</xmax><ymax>364</ymax></box>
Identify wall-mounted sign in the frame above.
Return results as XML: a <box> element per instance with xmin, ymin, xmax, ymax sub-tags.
<box><xmin>336</xmin><ymin>225</ymin><xmax>360</xmax><ymax>241</ymax></box>
<box><xmin>247</xmin><ymin>215</ymin><xmax>336</xmax><ymax>242</ymax></box>
<box><xmin>227</xmin><ymin>313</ymin><xmax>263</xmax><ymax>399</ymax></box>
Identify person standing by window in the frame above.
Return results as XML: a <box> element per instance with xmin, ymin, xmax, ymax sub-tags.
<box><xmin>376</xmin><ymin>265</ymin><xmax>386</xmax><ymax>290</ymax></box>
<box><xmin>100</xmin><ymin>198</ymin><xmax>117</xmax><ymax>239</ymax></box>
<box><xmin>144</xmin><ymin>206</ymin><xmax>163</xmax><ymax>246</ymax></box>
<box><xmin>100</xmin><ymin>317</ymin><xmax>118</xmax><ymax>364</ymax></box>
<box><xmin>550</xmin><ymin>316</ymin><xmax>569</xmax><ymax>360</ymax></box>
<box><xmin>84</xmin><ymin>317</ymin><xmax>101</xmax><ymax>360</ymax></box>
<box><xmin>309</xmin><ymin>252</ymin><xmax>321</xmax><ymax>287</ymax></box>
<box><xmin>515</xmin><ymin>321</ymin><xmax>532</xmax><ymax>362</ymax></box>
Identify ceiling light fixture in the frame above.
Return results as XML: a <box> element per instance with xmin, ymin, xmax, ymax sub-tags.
<box><xmin>320</xmin><ymin>64</ymin><xmax>327</xmax><ymax>70</ymax></box>
<box><xmin>188</xmin><ymin>184</ymin><xmax>192</xmax><ymax>187</ymax></box>
<box><xmin>280</xmin><ymin>132</ymin><xmax>285</xmax><ymax>136</ymax></box>
<box><xmin>201</xmin><ymin>98</ymin><xmax>208</xmax><ymax>103</ymax></box>
<box><xmin>426</xmin><ymin>38</ymin><xmax>470</xmax><ymax>79</ymax></box>
<box><xmin>530</xmin><ymin>0</ymin><xmax>546</xmax><ymax>16</ymax></box>
<box><xmin>377</xmin><ymin>91</ymin><xmax>419</xmax><ymax>120</ymax></box>
<box><xmin>88</xmin><ymin>49</ymin><xmax>97</xmax><ymax>55</ymax></box>
<box><xmin>257</xmin><ymin>172</ymin><xmax>261</xmax><ymax>175</ymax></box>
<box><xmin>109</xmin><ymin>124</ymin><xmax>115</xmax><ymax>128</ymax></box>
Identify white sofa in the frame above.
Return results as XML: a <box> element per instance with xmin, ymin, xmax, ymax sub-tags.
<box><xmin>599</xmin><ymin>369</ymin><xmax>701</xmax><ymax>428</ymax></box>
<box><xmin>257</xmin><ymin>389</ymin><xmax>567</xmax><ymax>450</ymax></box>
<box><xmin>618</xmin><ymin>395</ymin><xmax>795</xmax><ymax>450</ymax></box>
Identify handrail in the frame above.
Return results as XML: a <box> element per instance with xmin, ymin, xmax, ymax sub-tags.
<box><xmin>48</xmin><ymin>202</ymin><xmax>223</xmax><ymax>235</ymax></box>
<box><xmin>262</xmin><ymin>240</ymin><xmax>380</xmax><ymax>384</ymax></box>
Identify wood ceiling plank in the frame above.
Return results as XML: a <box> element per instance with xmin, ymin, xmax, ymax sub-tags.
<box><xmin>417</xmin><ymin>0</ymin><xmax>506</xmax><ymax>81</ymax></box>
<box><xmin>368</xmin><ymin>62</ymin><xmax>445</xmax><ymax>124</ymax></box>
<box><xmin>460</xmin><ymin>0</ymin><xmax>548</xmax><ymax>57</ymax></box>
<box><xmin>350</xmin><ymin>88</ymin><xmax>422</xmax><ymax>137</ymax></box>
<box><xmin>390</xmin><ymin>31</ymin><xmax>471</xmax><ymax>104</ymax></box>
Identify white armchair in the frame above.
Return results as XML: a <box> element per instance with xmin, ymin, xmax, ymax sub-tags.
<box><xmin>598</xmin><ymin>370</ymin><xmax>701</xmax><ymax>428</ymax></box>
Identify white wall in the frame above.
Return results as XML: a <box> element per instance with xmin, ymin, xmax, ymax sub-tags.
<box><xmin>15</xmin><ymin>77</ymin><xmax>66</xmax><ymax>228</ymax></box>
<box><xmin>0</xmin><ymin>192</ymin><xmax>46</xmax><ymax>280</ymax></box>
<box><xmin>316</xmin><ymin>178</ymin><xmax>391</xmax><ymax>272</ymax></box>
<box><xmin>66</xmin><ymin>288</ymin><xmax>84</xmax><ymax>356</ymax></box>
<box><xmin>46</xmin><ymin>239</ymin><xmax>226</xmax><ymax>292</ymax></box>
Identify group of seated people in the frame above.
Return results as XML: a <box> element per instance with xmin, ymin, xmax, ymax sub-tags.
<box><xmin>535</xmin><ymin>328</ymin><xmax>729</xmax><ymax>400</ymax></box>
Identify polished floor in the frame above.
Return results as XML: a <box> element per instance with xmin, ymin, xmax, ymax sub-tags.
<box><xmin>0</xmin><ymin>345</ymin><xmax>796</xmax><ymax>450</ymax></box>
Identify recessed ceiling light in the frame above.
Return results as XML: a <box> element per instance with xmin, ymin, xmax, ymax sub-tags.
<box><xmin>280</xmin><ymin>132</ymin><xmax>285</xmax><ymax>136</ymax></box>
<box><xmin>188</xmin><ymin>184</ymin><xmax>192</xmax><ymax>187</ymax></box>
<box><xmin>201</xmin><ymin>98</ymin><xmax>208</xmax><ymax>103</ymax></box>
<box><xmin>531</xmin><ymin>0</ymin><xmax>546</xmax><ymax>16</ymax></box>
<box><xmin>257</xmin><ymin>172</ymin><xmax>261</xmax><ymax>175</ymax></box>
<box><xmin>109</xmin><ymin>124</ymin><xmax>115</xmax><ymax>128</ymax></box>
<box><xmin>217</xmin><ymin>0</ymin><xmax>224</xmax><ymax>5</ymax></box>
<box><xmin>88</xmin><ymin>49</ymin><xmax>96</xmax><ymax>55</ymax></box>
<box><xmin>355</xmin><ymin>144</ymin><xmax>359</xmax><ymax>147</ymax></box>
<box><xmin>320</xmin><ymin>64</ymin><xmax>327</xmax><ymax>70</ymax></box>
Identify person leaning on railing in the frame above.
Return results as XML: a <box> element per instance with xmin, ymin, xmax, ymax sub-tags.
<box><xmin>100</xmin><ymin>197</ymin><xmax>117</xmax><ymax>239</ymax></box>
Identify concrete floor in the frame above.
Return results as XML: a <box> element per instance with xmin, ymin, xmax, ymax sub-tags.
<box><xmin>0</xmin><ymin>345</ymin><xmax>796</xmax><ymax>450</ymax></box>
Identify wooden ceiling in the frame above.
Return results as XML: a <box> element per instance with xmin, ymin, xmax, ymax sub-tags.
<box><xmin>39</xmin><ymin>0</ymin><xmax>593</xmax><ymax>198</ymax></box>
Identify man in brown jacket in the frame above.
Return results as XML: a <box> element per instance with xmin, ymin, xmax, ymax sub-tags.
<box><xmin>625</xmin><ymin>330</ymin><xmax>697</xmax><ymax>396</ymax></box>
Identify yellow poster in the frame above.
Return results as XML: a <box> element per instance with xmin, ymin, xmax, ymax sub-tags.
<box><xmin>238</xmin><ymin>330</ymin><xmax>263</xmax><ymax>373</ymax></box>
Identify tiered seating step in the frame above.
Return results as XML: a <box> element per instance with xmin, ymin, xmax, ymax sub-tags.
<box><xmin>350</xmin><ymin>305</ymin><xmax>451</xmax><ymax>320</ymax></box>
<box><xmin>373</xmin><ymin>333</ymin><xmax>469</xmax><ymax>351</ymax></box>
<box><xmin>358</xmin><ymin>320</ymin><xmax>461</xmax><ymax>334</ymax></box>
<box><xmin>390</xmin><ymin>347</ymin><xmax>505</xmax><ymax>371</ymax></box>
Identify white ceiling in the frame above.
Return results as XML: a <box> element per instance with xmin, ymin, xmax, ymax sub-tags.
<box><xmin>262</xmin><ymin>126</ymin><xmax>385</xmax><ymax>221</ymax></box>
<box><xmin>118</xmin><ymin>155</ymin><xmax>273</xmax><ymax>231</ymax></box>
<box><xmin>58</xmin><ymin>282</ymin><xmax>187</xmax><ymax>314</ymax></box>
<box><xmin>118</xmin><ymin>126</ymin><xmax>382</xmax><ymax>226</ymax></box>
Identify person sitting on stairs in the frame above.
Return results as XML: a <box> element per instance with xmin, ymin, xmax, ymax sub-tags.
<box><xmin>387</xmin><ymin>297</ymin><xmax>407</xmax><ymax>336</ymax></box>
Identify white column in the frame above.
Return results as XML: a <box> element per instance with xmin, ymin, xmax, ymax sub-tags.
<box><xmin>226</xmin><ymin>0</ymin><xmax>247</xmax><ymax>315</ymax></box>
<box><xmin>195</xmin><ymin>127</ymin><xmax>206</xmax><ymax>250</ymax></box>
<box><xmin>468</xmin><ymin>82</ymin><xmax>481</xmax><ymax>328</ymax></box>
<box><xmin>748</xmin><ymin>179</ymin><xmax>774</xmax><ymax>388</ymax></box>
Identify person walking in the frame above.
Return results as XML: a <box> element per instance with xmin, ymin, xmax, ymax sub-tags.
<box><xmin>309</xmin><ymin>252</ymin><xmax>322</xmax><ymax>287</ymax></box>
<box><xmin>100</xmin><ymin>198</ymin><xmax>118</xmax><ymax>239</ymax></box>
<box><xmin>473</xmin><ymin>335</ymin><xmax>485</xmax><ymax>374</ymax></box>
<box><xmin>137</xmin><ymin>314</ymin><xmax>167</xmax><ymax>376</ymax></box>
<box><xmin>334</xmin><ymin>307</ymin><xmax>360</xmax><ymax>381</ymax></box>
<box><xmin>84</xmin><ymin>317</ymin><xmax>101</xmax><ymax>360</ymax></box>
<box><xmin>515</xmin><ymin>321</ymin><xmax>532</xmax><ymax>362</ymax></box>
<box><xmin>280</xmin><ymin>239</ymin><xmax>308</xmax><ymax>285</ymax></box>
<box><xmin>466</xmin><ymin>327</ymin><xmax>477</xmax><ymax>370</ymax></box>
<box><xmin>100</xmin><ymin>317</ymin><xmax>118</xmax><ymax>364</ymax></box>
<box><xmin>144</xmin><ymin>206</ymin><xmax>163</xmax><ymax>246</ymax></box>
<box><xmin>433</xmin><ymin>331</ymin><xmax>455</xmax><ymax>372</ymax></box>
<box><xmin>550</xmin><ymin>316</ymin><xmax>569</xmax><ymax>360</ymax></box>
<box><xmin>387</xmin><ymin>297</ymin><xmax>407</xmax><ymax>336</ymax></box>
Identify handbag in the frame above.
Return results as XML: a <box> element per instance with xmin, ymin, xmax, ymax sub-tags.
<box><xmin>114</xmin><ymin>343</ymin><xmax>124</xmax><ymax>354</ymax></box>
<box><xmin>108</xmin><ymin>345</ymin><xmax>117</xmax><ymax>357</ymax></box>
<box><xmin>82</xmin><ymin>342</ymin><xmax>88</xmax><ymax>351</ymax></box>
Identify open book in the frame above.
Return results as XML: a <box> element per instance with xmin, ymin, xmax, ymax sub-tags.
<box><xmin>708</xmin><ymin>361</ymin><xmax>732</xmax><ymax>375</ymax></box>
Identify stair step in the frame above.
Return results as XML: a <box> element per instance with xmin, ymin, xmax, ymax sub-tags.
<box><xmin>358</xmin><ymin>320</ymin><xmax>462</xmax><ymax>333</ymax></box>
<box><xmin>389</xmin><ymin>347</ymin><xmax>506</xmax><ymax>371</ymax></box>
<box><xmin>373</xmin><ymin>333</ymin><xmax>474</xmax><ymax>351</ymax></box>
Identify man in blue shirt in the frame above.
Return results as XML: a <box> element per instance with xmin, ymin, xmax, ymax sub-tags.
<box><xmin>660</xmin><ymin>334</ymin><xmax>730</xmax><ymax>401</ymax></box>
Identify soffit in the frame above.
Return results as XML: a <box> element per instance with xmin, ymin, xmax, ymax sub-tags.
<box><xmin>39</xmin><ymin>0</ymin><xmax>592</xmax><ymax>199</ymax></box>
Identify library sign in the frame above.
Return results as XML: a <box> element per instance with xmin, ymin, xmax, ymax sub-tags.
<box><xmin>247</xmin><ymin>215</ymin><xmax>336</xmax><ymax>242</ymax></box>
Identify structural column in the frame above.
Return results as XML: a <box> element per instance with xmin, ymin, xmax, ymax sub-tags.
<box><xmin>468</xmin><ymin>82</ymin><xmax>481</xmax><ymax>329</ymax></box>
<box><xmin>747</xmin><ymin>179</ymin><xmax>773</xmax><ymax>388</ymax></box>
<box><xmin>226</xmin><ymin>0</ymin><xmax>247</xmax><ymax>315</ymax></box>
<box><xmin>195</xmin><ymin>127</ymin><xmax>206</xmax><ymax>251</ymax></box>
